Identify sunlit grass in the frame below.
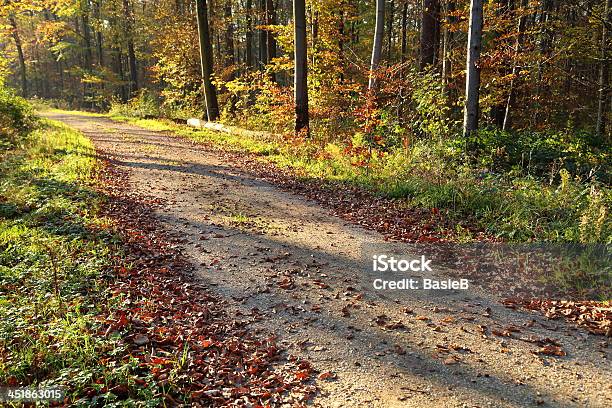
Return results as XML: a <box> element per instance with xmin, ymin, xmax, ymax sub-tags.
<box><xmin>0</xmin><ymin>119</ymin><xmax>137</xmax><ymax>403</ymax></box>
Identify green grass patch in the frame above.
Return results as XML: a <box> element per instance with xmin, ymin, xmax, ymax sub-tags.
<box><xmin>0</xmin><ymin>119</ymin><xmax>160</xmax><ymax>405</ymax></box>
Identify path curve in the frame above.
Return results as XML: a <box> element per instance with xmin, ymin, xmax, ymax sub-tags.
<box><xmin>45</xmin><ymin>112</ymin><xmax>611</xmax><ymax>408</ymax></box>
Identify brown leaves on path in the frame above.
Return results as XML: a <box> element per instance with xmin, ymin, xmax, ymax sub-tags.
<box><xmin>91</xmin><ymin>157</ymin><xmax>316</xmax><ymax>406</ymax></box>
<box><xmin>503</xmin><ymin>298</ymin><xmax>612</xmax><ymax>336</ymax></box>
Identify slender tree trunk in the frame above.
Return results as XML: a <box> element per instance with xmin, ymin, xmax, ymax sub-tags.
<box><xmin>196</xmin><ymin>0</ymin><xmax>220</xmax><ymax>120</ymax></box>
<box><xmin>266</xmin><ymin>0</ymin><xmax>277</xmax><ymax>61</ymax></box>
<box><xmin>419</xmin><ymin>0</ymin><xmax>439</xmax><ymax>70</ymax></box>
<box><xmin>387</xmin><ymin>0</ymin><xmax>394</xmax><ymax>62</ymax></box>
<box><xmin>224</xmin><ymin>1</ymin><xmax>235</xmax><ymax>68</ymax></box>
<box><xmin>126</xmin><ymin>40</ymin><xmax>138</xmax><ymax>94</ymax></box>
<box><xmin>113</xmin><ymin>48</ymin><xmax>127</xmax><ymax>101</ymax></box>
<box><xmin>82</xmin><ymin>12</ymin><xmax>93</xmax><ymax>67</ymax></box>
<box><xmin>215</xmin><ymin>32</ymin><xmax>222</xmax><ymax>62</ymax></box>
<box><xmin>266</xmin><ymin>0</ymin><xmax>277</xmax><ymax>81</ymax></box>
<box><xmin>432</xmin><ymin>0</ymin><xmax>441</xmax><ymax>65</ymax></box>
<box><xmin>533</xmin><ymin>0</ymin><xmax>552</xmax><ymax>125</ymax></box>
<box><xmin>95</xmin><ymin>32</ymin><xmax>103</xmax><ymax>66</ymax></box>
<box><xmin>489</xmin><ymin>1</ymin><xmax>508</xmax><ymax>127</ymax></box>
<box><xmin>122</xmin><ymin>0</ymin><xmax>138</xmax><ymax>97</ymax></box>
<box><xmin>463</xmin><ymin>0</ymin><xmax>483</xmax><ymax>137</ymax></box>
<box><xmin>596</xmin><ymin>0</ymin><xmax>611</xmax><ymax>139</ymax></box>
<box><xmin>8</xmin><ymin>16</ymin><xmax>27</xmax><ymax>97</ymax></box>
<box><xmin>56</xmin><ymin>59</ymin><xmax>64</xmax><ymax>94</ymax></box>
<box><xmin>311</xmin><ymin>10</ymin><xmax>319</xmax><ymax>66</ymax></box>
<box><xmin>503</xmin><ymin>0</ymin><xmax>528</xmax><ymax>131</ymax></box>
<box><xmin>293</xmin><ymin>0</ymin><xmax>309</xmax><ymax>134</ymax></box>
<box><xmin>441</xmin><ymin>10</ymin><xmax>449</xmax><ymax>80</ymax></box>
<box><xmin>94</xmin><ymin>0</ymin><xmax>104</xmax><ymax>66</ymax></box>
<box><xmin>442</xmin><ymin>1</ymin><xmax>455</xmax><ymax>88</ymax></box>
<box><xmin>258</xmin><ymin>0</ymin><xmax>267</xmax><ymax>67</ymax></box>
<box><xmin>368</xmin><ymin>0</ymin><xmax>385</xmax><ymax>90</ymax></box>
<box><xmin>246</xmin><ymin>0</ymin><xmax>253</xmax><ymax>67</ymax></box>
<box><xmin>339</xmin><ymin>8</ymin><xmax>345</xmax><ymax>81</ymax></box>
<box><xmin>401</xmin><ymin>1</ymin><xmax>408</xmax><ymax>63</ymax></box>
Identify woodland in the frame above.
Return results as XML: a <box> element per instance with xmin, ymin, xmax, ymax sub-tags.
<box><xmin>0</xmin><ymin>0</ymin><xmax>611</xmax><ymax>406</ymax></box>
<box><xmin>2</xmin><ymin>0</ymin><xmax>611</xmax><ymax>242</ymax></box>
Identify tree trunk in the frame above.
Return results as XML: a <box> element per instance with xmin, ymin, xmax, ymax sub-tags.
<box><xmin>311</xmin><ymin>10</ymin><xmax>319</xmax><ymax>66</ymax></box>
<box><xmin>258</xmin><ymin>0</ymin><xmax>267</xmax><ymax>67</ymax></box>
<box><xmin>224</xmin><ymin>1</ymin><xmax>235</xmax><ymax>68</ymax></box>
<box><xmin>401</xmin><ymin>1</ymin><xmax>408</xmax><ymax>63</ymax></box>
<box><xmin>113</xmin><ymin>48</ymin><xmax>128</xmax><ymax>102</ymax></box>
<box><xmin>94</xmin><ymin>0</ymin><xmax>104</xmax><ymax>66</ymax></box>
<box><xmin>215</xmin><ymin>32</ymin><xmax>222</xmax><ymax>63</ymax></box>
<box><xmin>419</xmin><ymin>0</ymin><xmax>439</xmax><ymax>70</ymax></box>
<box><xmin>122</xmin><ymin>0</ymin><xmax>138</xmax><ymax>97</ymax></box>
<box><xmin>339</xmin><ymin>8</ymin><xmax>345</xmax><ymax>81</ymax></box>
<box><xmin>82</xmin><ymin>11</ymin><xmax>93</xmax><ymax>67</ymax></box>
<box><xmin>432</xmin><ymin>0</ymin><xmax>441</xmax><ymax>65</ymax></box>
<box><xmin>441</xmin><ymin>5</ymin><xmax>449</xmax><ymax>81</ymax></box>
<box><xmin>266</xmin><ymin>0</ymin><xmax>277</xmax><ymax>61</ymax></box>
<box><xmin>489</xmin><ymin>1</ymin><xmax>508</xmax><ymax>128</ymax></box>
<box><xmin>8</xmin><ymin>16</ymin><xmax>27</xmax><ymax>97</ymax></box>
<box><xmin>126</xmin><ymin>40</ymin><xmax>138</xmax><ymax>95</ymax></box>
<box><xmin>596</xmin><ymin>0</ymin><xmax>611</xmax><ymax>139</ymax></box>
<box><xmin>463</xmin><ymin>0</ymin><xmax>483</xmax><ymax>137</ymax></box>
<box><xmin>442</xmin><ymin>0</ymin><xmax>456</xmax><ymax>92</ymax></box>
<box><xmin>503</xmin><ymin>0</ymin><xmax>528</xmax><ymax>131</ymax></box>
<box><xmin>266</xmin><ymin>0</ymin><xmax>277</xmax><ymax>81</ymax></box>
<box><xmin>246</xmin><ymin>0</ymin><xmax>253</xmax><ymax>67</ymax></box>
<box><xmin>387</xmin><ymin>0</ymin><xmax>394</xmax><ymax>62</ymax></box>
<box><xmin>196</xmin><ymin>0</ymin><xmax>220</xmax><ymax>121</ymax></box>
<box><xmin>293</xmin><ymin>0</ymin><xmax>309</xmax><ymax>134</ymax></box>
<box><xmin>368</xmin><ymin>0</ymin><xmax>385</xmax><ymax>90</ymax></box>
<box><xmin>533</xmin><ymin>0</ymin><xmax>553</xmax><ymax>125</ymax></box>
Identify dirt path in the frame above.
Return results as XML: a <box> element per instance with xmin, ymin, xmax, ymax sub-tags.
<box><xmin>45</xmin><ymin>112</ymin><xmax>611</xmax><ymax>408</ymax></box>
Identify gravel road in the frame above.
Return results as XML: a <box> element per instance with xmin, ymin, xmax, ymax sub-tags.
<box><xmin>45</xmin><ymin>111</ymin><xmax>611</xmax><ymax>408</ymax></box>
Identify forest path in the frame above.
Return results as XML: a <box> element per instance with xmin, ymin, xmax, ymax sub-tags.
<box><xmin>45</xmin><ymin>111</ymin><xmax>611</xmax><ymax>408</ymax></box>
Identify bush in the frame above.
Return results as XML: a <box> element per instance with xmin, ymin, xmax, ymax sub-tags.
<box><xmin>0</xmin><ymin>88</ymin><xmax>37</xmax><ymax>149</ymax></box>
<box><xmin>461</xmin><ymin>128</ymin><xmax>611</xmax><ymax>182</ymax></box>
<box><xmin>108</xmin><ymin>89</ymin><xmax>161</xmax><ymax>119</ymax></box>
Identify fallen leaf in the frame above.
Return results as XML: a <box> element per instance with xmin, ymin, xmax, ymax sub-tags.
<box><xmin>318</xmin><ymin>371</ymin><xmax>335</xmax><ymax>380</ymax></box>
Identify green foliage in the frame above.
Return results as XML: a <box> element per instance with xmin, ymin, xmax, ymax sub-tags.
<box><xmin>0</xmin><ymin>88</ymin><xmax>37</xmax><ymax>149</ymax></box>
<box><xmin>0</xmin><ymin>120</ymin><xmax>157</xmax><ymax>403</ymax></box>
<box><xmin>108</xmin><ymin>90</ymin><xmax>161</xmax><ymax>119</ymax></box>
<box><xmin>407</xmin><ymin>69</ymin><xmax>456</xmax><ymax>139</ymax></box>
<box><xmin>463</xmin><ymin>128</ymin><xmax>611</xmax><ymax>181</ymax></box>
<box><xmin>223</xmin><ymin>72</ymin><xmax>294</xmax><ymax>134</ymax></box>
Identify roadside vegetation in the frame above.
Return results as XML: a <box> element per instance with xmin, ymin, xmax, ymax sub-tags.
<box><xmin>1</xmin><ymin>93</ymin><xmax>314</xmax><ymax>406</ymax></box>
<box><xmin>49</xmin><ymin>100</ymin><xmax>610</xmax><ymax>245</ymax></box>
<box><xmin>0</xmin><ymin>94</ymin><xmax>129</xmax><ymax>403</ymax></box>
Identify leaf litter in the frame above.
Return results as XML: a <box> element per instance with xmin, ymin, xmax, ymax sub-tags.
<box><xmin>90</xmin><ymin>157</ymin><xmax>317</xmax><ymax>406</ymax></box>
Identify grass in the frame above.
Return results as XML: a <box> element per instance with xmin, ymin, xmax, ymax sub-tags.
<box><xmin>0</xmin><ymin>119</ymin><xmax>160</xmax><ymax>405</ymax></box>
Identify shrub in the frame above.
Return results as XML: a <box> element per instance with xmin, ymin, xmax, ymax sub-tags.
<box><xmin>108</xmin><ymin>90</ymin><xmax>161</xmax><ymax>119</ymax></box>
<box><xmin>462</xmin><ymin>128</ymin><xmax>611</xmax><ymax>182</ymax></box>
<box><xmin>0</xmin><ymin>88</ymin><xmax>37</xmax><ymax>149</ymax></box>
